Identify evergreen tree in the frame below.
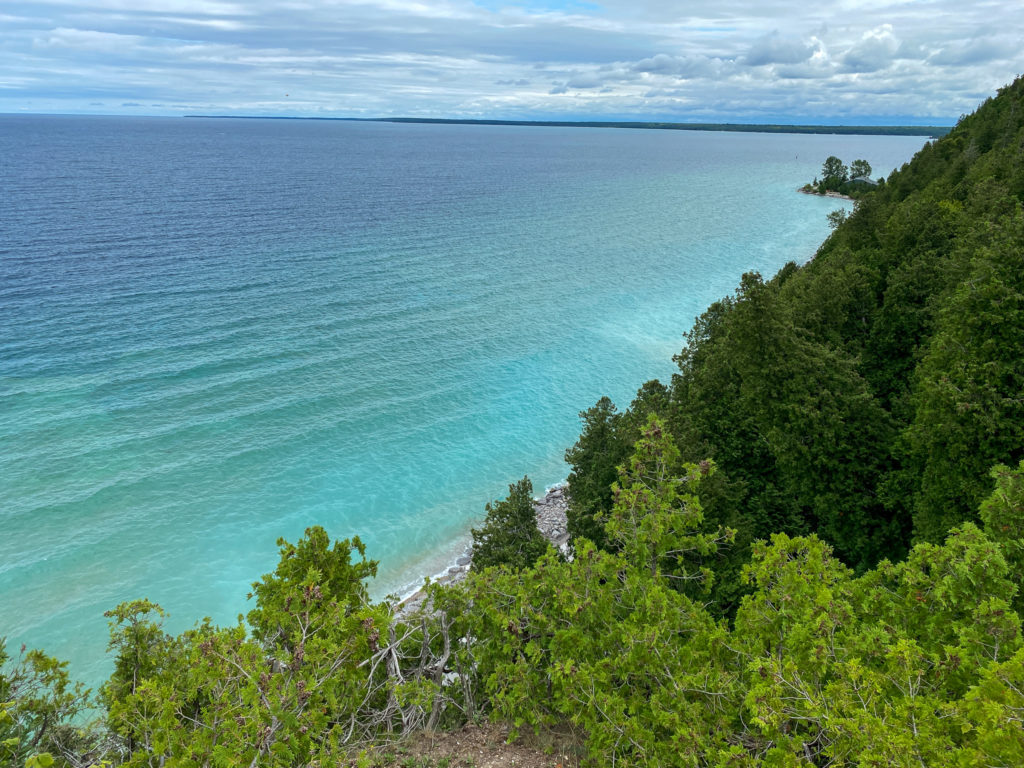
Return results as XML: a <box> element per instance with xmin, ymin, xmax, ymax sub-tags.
<box><xmin>979</xmin><ymin>461</ymin><xmax>1024</xmax><ymax>613</ymax></box>
<box><xmin>903</xmin><ymin>209</ymin><xmax>1024</xmax><ymax>541</ymax></box>
<box><xmin>0</xmin><ymin>640</ymin><xmax>97</xmax><ymax>767</ymax></box>
<box><xmin>471</xmin><ymin>476</ymin><xmax>548</xmax><ymax>571</ymax></box>
<box><xmin>605</xmin><ymin>415</ymin><xmax>730</xmax><ymax>584</ymax></box>
<box><xmin>564</xmin><ymin>397</ymin><xmax>626</xmax><ymax>548</ymax></box>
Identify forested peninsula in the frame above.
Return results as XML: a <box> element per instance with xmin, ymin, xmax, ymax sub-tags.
<box><xmin>6</xmin><ymin>78</ymin><xmax>1024</xmax><ymax>767</ymax></box>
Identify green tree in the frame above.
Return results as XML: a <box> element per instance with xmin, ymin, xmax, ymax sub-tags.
<box><xmin>605</xmin><ymin>415</ymin><xmax>730</xmax><ymax>585</ymax></box>
<box><xmin>735</xmin><ymin>533</ymin><xmax>855</xmax><ymax>764</ymax></box>
<box><xmin>100</xmin><ymin>599</ymin><xmax>173</xmax><ymax>752</ymax></box>
<box><xmin>106</xmin><ymin>528</ymin><xmax>395</xmax><ymax>766</ymax></box>
<box><xmin>960</xmin><ymin>645</ymin><xmax>1024</xmax><ymax>766</ymax></box>
<box><xmin>903</xmin><ymin>210</ymin><xmax>1024</xmax><ymax>542</ymax></box>
<box><xmin>564</xmin><ymin>396</ymin><xmax>625</xmax><ymax>548</ymax></box>
<box><xmin>980</xmin><ymin>460</ymin><xmax>1024</xmax><ymax>612</ymax></box>
<box><xmin>248</xmin><ymin>526</ymin><xmax>377</xmax><ymax>646</ymax></box>
<box><xmin>0</xmin><ymin>640</ymin><xmax>97</xmax><ymax>767</ymax></box>
<box><xmin>676</xmin><ymin>271</ymin><xmax>901</xmax><ymax>569</ymax></box>
<box><xmin>460</xmin><ymin>423</ymin><xmax>736</xmax><ymax>766</ymax></box>
<box><xmin>821</xmin><ymin>155</ymin><xmax>849</xmax><ymax>188</ymax></box>
<box><xmin>850</xmin><ymin>158</ymin><xmax>873</xmax><ymax>178</ymax></box>
<box><xmin>827</xmin><ymin>208</ymin><xmax>848</xmax><ymax>229</ymax></box>
<box><xmin>470</xmin><ymin>476</ymin><xmax>548</xmax><ymax>571</ymax></box>
<box><xmin>564</xmin><ymin>381</ymin><xmax>672</xmax><ymax>551</ymax></box>
<box><xmin>734</xmin><ymin>523</ymin><xmax>1021</xmax><ymax>765</ymax></box>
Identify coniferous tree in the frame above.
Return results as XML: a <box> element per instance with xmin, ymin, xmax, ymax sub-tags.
<box><xmin>564</xmin><ymin>397</ymin><xmax>624</xmax><ymax>548</ymax></box>
<box><xmin>0</xmin><ymin>641</ymin><xmax>97</xmax><ymax>767</ymax></box>
<box><xmin>980</xmin><ymin>460</ymin><xmax>1024</xmax><ymax>614</ymax></box>
<box><xmin>470</xmin><ymin>476</ymin><xmax>548</xmax><ymax>571</ymax></box>
<box><xmin>903</xmin><ymin>210</ymin><xmax>1024</xmax><ymax>541</ymax></box>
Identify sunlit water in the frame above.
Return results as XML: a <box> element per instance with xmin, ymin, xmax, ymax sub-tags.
<box><xmin>0</xmin><ymin>115</ymin><xmax>925</xmax><ymax>686</ymax></box>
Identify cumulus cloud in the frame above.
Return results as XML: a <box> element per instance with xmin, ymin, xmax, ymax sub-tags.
<box><xmin>743</xmin><ymin>31</ymin><xmax>817</xmax><ymax>66</ymax></box>
<box><xmin>841</xmin><ymin>24</ymin><xmax>901</xmax><ymax>73</ymax></box>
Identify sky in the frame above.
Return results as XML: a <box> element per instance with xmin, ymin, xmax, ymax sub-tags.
<box><xmin>1</xmin><ymin>0</ymin><xmax>1022</xmax><ymax>122</ymax></box>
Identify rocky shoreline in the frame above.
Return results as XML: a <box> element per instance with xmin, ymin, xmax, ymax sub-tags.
<box><xmin>397</xmin><ymin>485</ymin><xmax>570</xmax><ymax>613</ymax></box>
<box><xmin>798</xmin><ymin>186</ymin><xmax>854</xmax><ymax>201</ymax></box>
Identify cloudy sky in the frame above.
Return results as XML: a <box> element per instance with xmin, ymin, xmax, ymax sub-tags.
<box><xmin>1</xmin><ymin>0</ymin><xmax>1021</xmax><ymax>122</ymax></box>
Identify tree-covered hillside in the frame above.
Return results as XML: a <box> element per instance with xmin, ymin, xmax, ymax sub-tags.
<box><xmin>566</xmin><ymin>75</ymin><xmax>1024</xmax><ymax>614</ymax></box>
<box><xmin>4</xmin><ymin>78</ymin><xmax>1024</xmax><ymax>767</ymax></box>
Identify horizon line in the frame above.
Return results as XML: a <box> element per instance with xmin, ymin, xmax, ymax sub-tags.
<box><xmin>181</xmin><ymin>115</ymin><xmax>953</xmax><ymax>137</ymax></box>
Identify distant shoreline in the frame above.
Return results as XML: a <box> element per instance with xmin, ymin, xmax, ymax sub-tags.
<box><xmin>185</xmin><ymin>114</ymin><xmax>951</xmax><ymax>138</ymax></box>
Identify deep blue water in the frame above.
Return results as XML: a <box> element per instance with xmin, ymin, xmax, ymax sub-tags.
<box><xmin>0</xmin><ymin>115</ymin><xmax>925</xmax><ymax>685</ymax></box>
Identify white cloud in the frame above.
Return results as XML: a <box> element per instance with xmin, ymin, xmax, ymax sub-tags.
<box><xmin>33</xmin><ymin>27</ymin><xmax>146</xmax><ymax>51</ymax></box>
<box><xmin>2</xmin><ymin>0</ymin><xmax>1023</xmax><ymax>120</ymax></box>
<box><xmin>930</xmin><ymin>36</ymin><xmax>1016</xmax><ymax>66</ymax></box>
<box><xmin>565</xmin><ymin>73</ymin><xmax>604</xmax><ymax>89</ymax></box>
<box><xmin>631</xmin><ymin>53</ymin><xmax>721</xmax><ymax>79</ymax></box>
<box><xmin>841</xmin><ymin>24</ymin><xmax>900</xmax><ymax>73</ymax></box>
<box><xmin>28</xmin><ymin>0</ymin><xmax>249</xmax><ymax>15</ymax></box>
<box><xmin>743</xmin><ymin>31</ymin><xmax>817</xmax><ymax>66</ymax></box>
<box><xmin>153</xmin><ymin>16</ymin><xmax>249</xmax><ymax>31</ymax></box>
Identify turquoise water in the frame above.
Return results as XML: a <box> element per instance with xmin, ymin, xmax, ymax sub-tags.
<box><xmin>0</xmin><ymin>115</ymin><xmax>925</xmax><ymax>686</ymax></box>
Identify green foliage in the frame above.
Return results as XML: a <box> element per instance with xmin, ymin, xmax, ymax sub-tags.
<box><xmin>902</xmin><ymin>207</ymin><xmax>1024</xmax><ymax>541</ymax></box>
<box><xmin>6</xmin><ymin>462</ymin><xmax>1024</xmax><ymax>767</ymax></box>
<box><xmin>671</xmin><ymin>270</ymin><xmax>901</xmax><ymax>570</ymax></box>
<box><xmin>564</xmin><ymin>381</ymin><xmax>671</xmax><ymax>550</ymax></box>
<box><xmin>0</xmin><ymin>639</ymin><xmax>98</xmax><ymax>767</ymax></box>
<box><xmin>826</xmin><ymin>208</ymin><xmax>847</xmax><ymax>229</ymax></box>
<box><xmin>100</xmin><ymin>598</ymin><xmax>172</xmax><ymax>741</ymax></box>
<box><xmin>732</xmin><ymin>522</ymin><xmax>1020</xmax><ymax>766</ymax></box>
<box><xmin>565</xmin><ymin>396</ymin><xmax>625</xmax><ymax>547</ymax></box>
<box><xmin>470</xmin><ymin>476</ymin><xmax>548</xmax><ymax>571</ymax></box>
<box><xmin>960</xmin><ymin>645</ymin><xmax>1024</xmax><ymax>766</ymax></box>
<box><xmin>606</xmin><ymin>415</ymin><xmax>731</xmax><ymax>586</ymax></box>
<box><xmin>821</xmin><ymin>155</ymin><xmax>849</xmax><ymax>187</ymax></box>
<box><xmin>459</xmin><ymin>423</ymin><xmax>737</xmax><ymax>766</ymax></box>
<box><xmin>248</xmin><ymin>526</ymin><xmax>377</xmax><ymax>645</ymax></box>
<box><xmin>25</xmin><ymin>753</ymin><xmax>55</xmax><ymax>768</ymax></box>
<box><xmin>103</xmin><ymin>527</ymin><xmax>403</xmax><ymax>765</ymax></box>
<box><xmin>980</xmin><ymin>460</ymin><xmax>1024</xmax><ymax>612</ymax></box>
<box><xmin>451</xmin><ymin>464</ymin><xmax>1024</xmax><ymax>766</ymax></box>
<box><xmin>850</xmin><ymin>158</ymin><xmax>872</xmax><ymax>179</ymax></box>
<box><xmin>735</xmin><ymin>533</ymin><xmax>856</xmax><ymax>763</ymax></box>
